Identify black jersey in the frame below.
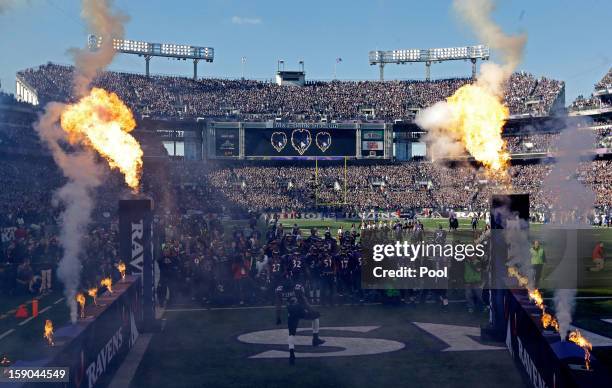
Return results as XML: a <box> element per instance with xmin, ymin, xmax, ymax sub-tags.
<box><xmin>275</xmin><ymin>282</ymin><xmax>306</xmax><ymax>307</ymax></box>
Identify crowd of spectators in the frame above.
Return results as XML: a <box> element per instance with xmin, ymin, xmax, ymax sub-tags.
<box><xmin>1</xmin><ymin>65</ymin><xmax>609</xmax><ymax>307</ymax></box>
<box><xmin>570</xmin><ymin>68</ymin><xmax>612</xmax><ymax>111</ymax></box>
<box><xmin>595</xmin><ymin>68</ymin><xmax>612</xmax><ymax>91</ymax></box>
<box><xmin>18</xmin><ymin>63</ymin><xmax>566</xmax><ymax>121</ymax></box>
<box><xmin>202</xmin><ymin>159</ymin><xmax>612</xmax><ymax>214</ymax></box>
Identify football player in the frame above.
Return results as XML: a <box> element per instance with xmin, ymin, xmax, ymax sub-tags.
<box><xmin>275</xmin><ymin>275</ymin><xmax>325</xmax><ymax>365</ymax></box>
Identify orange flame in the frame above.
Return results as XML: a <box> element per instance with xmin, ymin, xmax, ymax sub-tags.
<box><xmin>444</xmin><ymin>84</ymin><xmax>510</xmax><ymax>175</ymax></box>
<box><xmin>507</xmin><ymin>266</ymin><xmax>529</xmax><ymax>288</ymax></box>
<box><xmin>508</xmin><ymin>266</ymin><xmax>561</xmax><ymax>333</ymax></box>
<box><xmin>60</xmin><ymin>87</ymin><xmax>143</xmax><ymax>190</ymax></box>
<box><xmin>88</xmin><ymin>287</ymin><xmax>98</xmax><ymax>305</ymax></box>
<box><xmin>76</xmin><ymin>293</ymin><xmax>86</xmax><ymax>319</ymax></box>
<box><xmin>101</xmin><ymin>277</ymin><xmax>113</xmax><ymax>293</ymax></box>
<box><xmin>117</xmin><ymin>262</ymin><xmax>126</xmax><ymax>280</ymax></box>
<box><xmin>44</xmin><ymin>319</ymin><xmax>54</xmax><ymax>346</ymax></box>
<box><xmin>568</xmin><ymin>329</ymin><xmax>593</xmax><ymax>370</ymax></box>
<box><xmin>541</xmin><ymin>312</ymin><xmax>560</xmax><ymax>332</ymax></box>
<box><xmin>528</xmin><ymin>289</ymin><xmax>544</xmax><ymax>310</ymax></box>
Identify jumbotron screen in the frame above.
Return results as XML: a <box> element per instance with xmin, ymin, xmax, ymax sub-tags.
<box><xmin>244</xmin><ymin>127</ymin><xmax>357</xmax><ymax>157</ymax></box>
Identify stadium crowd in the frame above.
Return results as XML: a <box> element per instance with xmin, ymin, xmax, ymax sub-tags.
<box><xmin>18</xmin><ymin>64</ymin><xmax>565</xmax><ymax>121</ymax></box>
<box><xmin>1</xmin><ymin>65</ymin><xmax>609</xmax><ymax>310</ymax></box>
<box><xmin>570</xmin><ymin>68</ymin><xmax>612</xmax><ymax>111</ymax></box>
<box><xmin>203</xmin><ymin>160</ymin><xmax>612</xmax><ymax>214</ymax></box>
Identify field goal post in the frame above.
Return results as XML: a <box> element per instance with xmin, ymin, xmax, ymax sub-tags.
<box><xmin>314</xmin><ymin>156</ymin><xmax>349</xmax><ymax>207</ymax></box>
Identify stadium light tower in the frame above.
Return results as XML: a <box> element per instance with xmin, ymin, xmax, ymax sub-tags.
<box><xmin>368</xmin><ymin>45</ymin><xmax>489</xmax><ymax>81</ymax></box>
<box><xmin>88</xmin><ymin>35</ymin><xmax>214</xmax><ymax>80</ymax></box>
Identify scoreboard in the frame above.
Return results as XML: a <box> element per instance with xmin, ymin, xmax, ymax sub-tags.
<box><xmin>208</xmin><ymin>122</ymin><xmax>390</xmax><ymax>160</ymax></box>
<box><xmin>214</xmin><ymin>128</ymin><xmax>239</xmax><ymax>157</ymax></box>
<box><xmin>245</xmin><ymin>127</ymin><xmax>355</xmax><ymax>157</ymax></box>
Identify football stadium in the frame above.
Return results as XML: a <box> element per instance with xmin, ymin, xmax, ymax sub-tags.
<box><xmin>0</xmin><ymin>0</ymin><xmax>611</xmax><ymax>387</ymax></box>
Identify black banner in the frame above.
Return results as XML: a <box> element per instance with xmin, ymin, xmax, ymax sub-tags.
<box><xmin>119</xmin><ymin>199</ymin><xmax>155</xmax><ymax>331</ymax></box>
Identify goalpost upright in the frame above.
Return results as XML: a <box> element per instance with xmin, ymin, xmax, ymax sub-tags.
<box><xmin>314</xmin><ymin>156</ymin><xmax>348</xmax><ymax>207</ymax></box>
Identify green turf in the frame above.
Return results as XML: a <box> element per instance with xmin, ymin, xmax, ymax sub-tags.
<box><xmin>132</xmin><ymin>304</ymin><xmax>525</xmax><ymax>388</ymax></box>
<box><xmin>0</xmin><ymin>291</ymin><xmax>71</xmax><ymax>360</ymax></box>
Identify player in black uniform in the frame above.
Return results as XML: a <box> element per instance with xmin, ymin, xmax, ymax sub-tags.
<box><xmin>275</xmin><ymin>276</ymin><xmax>325</xmax><ymax>365</ymax></box>
<box><xmin>335</xmin><ymin>249</ymin><xmax>352</xmax><ymax>297</ymax></box>
<box><xmin>319</xmin><ymin>252</ymin><xmax>335</xmax><ymax>305</ymax></box>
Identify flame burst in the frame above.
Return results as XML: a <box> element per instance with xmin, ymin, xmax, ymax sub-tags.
<box><xmin>528</xmin><ymin>289</ymin><xmax>544</xmax><ymax>310</ymax></box>
<box><xmin>117</xmin><ymin>261</ymin><xmax>126</xmax><ymax>280</ymax></box>
<box><xmin>508</xmin><ymin>267</ymin><xmax>560</xmax><ymax>332</ymax></box>
<box><xmin>60</xmin><ymin>87</ymin><xmax>143</xmax><ymax>190</ymax></box>
<box><xmin>88</xmin><ymin>287</ymin><xmax>98</xmax><ymax>305</ymax></box>
<box><xmin>568</xmin><ymin>330</ymin><xmax>593</xmax><ymax>370</ymax></box>
<box><xmin>44</xmin><ymin>320</ymin><xmax>54</xmax><ymax>346</ymax></box>
<box><xmin>76</xmin><ymin>293</ymin><xmax>86</xmax><ymax>319</ymax></box>
<box><xmin>541</xmin><ymin>312</ymin><xmax>560</xmax><ymax>332</ymax></box>
<box><xmin>507</xmin><ymin>266</ymin><xmax>529</xmax><ymax>288</ymax></box>
<box><xmin>101</xmin><ymin>277</ymin><xmax>113</xmax><ymax>293</ymax></box>
<box><xmin>444</xmin><ymin>84</ymin><xmax>510</xmax><ymax>174</ymax></box>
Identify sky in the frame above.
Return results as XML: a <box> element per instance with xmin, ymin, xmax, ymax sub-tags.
<box><xmin>0</xmin><ymin>0</ymin><xmax>610</xmax><ymax>102</ymax></box>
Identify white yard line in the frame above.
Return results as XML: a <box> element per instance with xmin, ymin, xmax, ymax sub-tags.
<box><xmin>17</xmin><ymin>306</ymin><xmax>53</xmax><ymax>326</ymax></box>
<box><xmin>53</xmin><ymin>297</ymin><xmax>65</xmax><ymax>305</ymax></box>
<box><xmin>39</xmin><ymin>306</ymin><xmax>52</xmax><ymax>314</ymax></box>
<box><xmin>543</xmin><ymin>296</ymin><xmax>612</xmax><ymax>300</ymax></box>
<box><xmin>0</xmin><ymin>329</ymin><xmax>15</xmax><ymax>341</ymax></box>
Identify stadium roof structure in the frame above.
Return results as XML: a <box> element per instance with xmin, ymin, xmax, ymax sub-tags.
<box><xmin>369</xmin><ymin>45</ymin><xmax>489</xmax><ymax>81</ymax></box>
<box><xmin>88</xmin><ymin>35</ymin><xmax>214</xmax><ymax>80</ymax></box>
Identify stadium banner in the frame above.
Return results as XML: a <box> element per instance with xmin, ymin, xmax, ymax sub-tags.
<box><xmin>244</xmin><ymin>127</ymin><xmax>356</xmax><ymax>157</ymax></box>
<box><xmin>15</xmin><ymin>276</ymin><xmax>143</xmax><ymax>388</ymax></box>
<box><xmin>263</xmin><ymin>211</ymin><xmax>404</xmax><ymax>221</ymax></box>
<box><xmin>119</xmin><ymin>199</ymin><xmax>155</xmax><ymax>331</ymax></box>
<box><xmin>1</xmin><ymin>227</ymin><xmax>17</xmax><ymax>243</ymax></box>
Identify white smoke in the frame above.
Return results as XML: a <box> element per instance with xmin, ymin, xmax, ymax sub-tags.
<box><xmin>554</xmin><ymin>289</ymin><xmax>576</xmax><ymax>337</ymax></box>
<box><xmin>34</xmin><ymin>103</ymin><xmax>103</xmax><ymax>322</ymax></box>
<box><xmin>416</xmin><ymin>0</ymin><xmax>527</xmax><ymax>160</ymax></box>
<box><xmin>0</xmin><ymin>0</ymin><xmax>17</xmax><ymax>14</ymax></box>
<box><xmin>34</xmin><ymin>0</ymin><xmax>128</xmax><ymax>323</ymax></box>
<box><xmin>543</xmin><ymin>123</ymin><xmax>596</xmax><ymax>336</ymax></box>
<box><xmin>504</xmin><ymin>217</ymin><xmax>534</xmax><ymax>287</ymax></box>
<box><xmin>71</xmin><ymin>0</ymin><xmax>129</xmax><ymax>96</ymax></box>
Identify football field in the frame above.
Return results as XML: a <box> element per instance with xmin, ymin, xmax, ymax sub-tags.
<box><xmin>132</xmin><ymin>303</ymin><xmax>525</xmax><ymax>388</ymax></box>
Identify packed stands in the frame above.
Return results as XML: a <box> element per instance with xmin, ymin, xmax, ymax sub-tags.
<box><xmin>17</xmin><ymin>63</ymin><xmax>565</xmax><ymax>121</ymax></box>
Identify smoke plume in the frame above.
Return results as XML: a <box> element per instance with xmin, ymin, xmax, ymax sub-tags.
<box><xmin>72</xmin><ymin>0</ymin><xmax>129</xmax><ymax>96</ymax></box>
<box><xmin>453</xmin><ymin>0</ymin><xmax>526</xmax><ymax>92</ymax></box>
<box><xmin>416</xmin><ymin>0</ymin><xmax>527</xmax><ymax>168</ymax></box>
<box><xmin>0</xmin><ymin>0</ymin><xmax>17</xmax><ymax>14</ymax></box>
<box><xmin>543</xmin><ymin>123</ymin><xmax>596</xmax><ymax>335</ymax></box>
<box><xmin>35</xmin><ymin>104</ymin><xmax>103</xmax><ymax>322</ymax></box>
<box><xmin>34</xmin><ymin>0</ymin><xmax>127</xmax><ymax>323</ymax></box>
